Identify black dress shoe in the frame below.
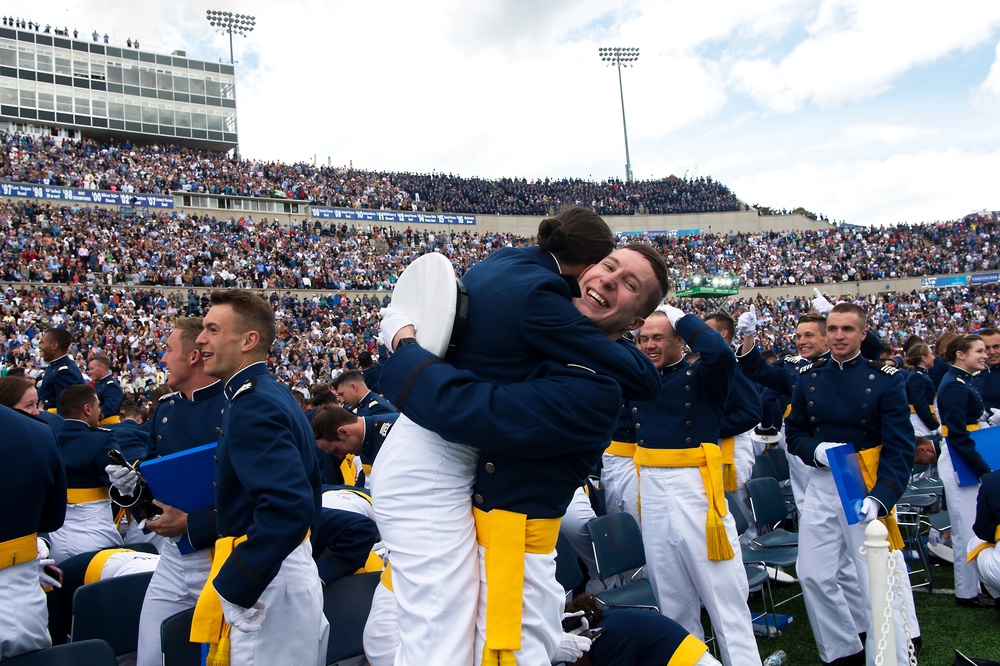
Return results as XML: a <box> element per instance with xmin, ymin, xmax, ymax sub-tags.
<box><xmin>824</xmin><ymin>651</ymin><xmax>865</xmax><ymax>666</ymax></box>
<box><xmin>911</xmin><ymin>635</ymin><xmax>923</xmax><ymax>658</ymax></box>
<box><xmin>956</xmin><ymin>593</ymin><xmax>997</xmax><ymax>608</ymax></box>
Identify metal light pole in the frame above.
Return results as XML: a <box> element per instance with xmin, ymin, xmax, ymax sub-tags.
<box><xmin>205</xmin><ymin>10</ymin><xmax>256</xmax><ymax>65</ymax></box>
<box><xmin>598</xmin><ymin>46</ymin><xmax>639</xmax><ymax>183</ymax></box>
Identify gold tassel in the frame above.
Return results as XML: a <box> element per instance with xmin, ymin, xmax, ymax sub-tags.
<box><xmin>706</xmin><ymin>507</ymin><xmax>735</xmax><ymax>561</ymax></box>
<box><xmin>723</xmin><ymin>463</ymin><xmax>737</xmax><ymax>493</ymax></box>
<box><xmin>881</xmin><ymin>515</ymin><xmax>904</xmax><ymax>552</ymax></box>
<box><xmin>481</xmin><ymin>648</ymin><xmax>518</xmax><ymax>666</ymax></box>
<box><xmin>205</xmin><ymin>625</ymin><xmax>231</xmax><ymax>666</ymax></box>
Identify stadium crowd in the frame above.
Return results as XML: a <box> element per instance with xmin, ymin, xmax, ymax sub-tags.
<box><xmin>2</xmin><ymin>196</ymin><xmax>999</xmax><ymax>292</ymax></box>
<box><xmin>3</xmin><ymin>279</ymin><xmax>998</xmax><ymax>409</ymax></box>
<box><xmin>1</xmin><ymin>131</ymin><xmax>741</xmax><ymax>216</ymax></box>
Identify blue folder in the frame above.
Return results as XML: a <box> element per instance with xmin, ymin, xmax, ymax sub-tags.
<box><xmin>950</xmin><ymin>426</ymin><xmax>1000</xmax><ymax>487</ymax></box>
<box><xmin>826</xmin><ymin>443</ymin><xmax>867</xmax><ymax>524</ymax></box>
<box><xmin>140</xmin><ymin>443</ymin><xmax>217</xmax><ymax>553</ymax></box>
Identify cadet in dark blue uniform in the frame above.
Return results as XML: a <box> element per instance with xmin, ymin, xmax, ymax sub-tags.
<box><xmin>904</xmin><ymin>342</ymin><xmax>940</xmax><ymax>438</ymax></box>
<box><xmin>88</xmin><ymin>355</ymin><xmax>124</xmax><ymax>424</ymax></box>
<box><xmin>332</xmin><ymin>369</ymin><xmax>395</xmax><ymax>417</ymax></box>
<box><xmin>119</xmin><ymin>318</ymin><xmax>229</xmax><ymax>666</ymax></box>
<box><xmin>311</xmin><ymin>507</ymin><xmax>380</xmax><ymax>586</ymax></box>
<box><xmin>785</xmin><ymin>302</ymin><xmax>917</xmax><ymax>665</ymax></box>
<box><xmin>372</xmin><ymin>216</ymin><xmax>662</xmax><ymax>666</ymax></box>
<box><xmin>631</xmin><ymin>306</ymin><xmax>758</xmax><ymax>666</ymax></box>
<box><xmin>969</xmin><ymin>471</ymin><xmax>1000</xmax><ymax>608</ymax></box>
<box><xmin>190</xmin><ymin>290</ymin><xmax>325</xmax><ymax>666</ymax></box>
<box><xmin>937</xmin><ymin>333</ymin><xmax>995</xmax><ymax>607</ymax></box>
<box><xmin>48</xmin><ymin>384</ymin><xmax>124</xmax><ymax>564</ymax></box>
<box><xmin>0</xmin><ymin>405</ymin><xmax>66</xmax><ymax>659</ymax></box>
<box><xmin>975</xmin><ymin>328</ymin><xmax>1000</xmax><ymax>416</ymax></box>
<box><xmin>312</xmin><ymin>405</ymin><xmax>399</xmax><ymax>487</ymax></box>
<box><xmin>38</xmin><ymin>327</ymin><xmax>85</xmax><ymax>414</ymax></box>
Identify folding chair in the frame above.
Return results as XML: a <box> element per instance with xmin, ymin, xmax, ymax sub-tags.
<box><xmin>554</xmin><ymin>532</ymin><xmax>585</xmax><ymax>595</ymax></box>
<box><xmin>2</xmin><ymin>639</ymin><xmax>118</xmax><ymax>665</ymax></box>
<box><xmin>161</xmin><ymin>608</ymin><xmax>200</xmax><ymax>666</ymax></box>
<box><xmin>586</xmin><ymin>512</ymin><xmax>659</xmax><ymax>611</ymax></box>
<box><xmin>895</xmin><ymin>491</ymin><xmax>941</xmax><ymax>592</ymax></box>
<box><xmin>71</xmin><ymin>571</ymin><xmax>154</xmax><ymax>656</ymax></box>
<box><xmin>746</xmin><ymin>477</ymin><xmax>798</xmax><ymax>548</ymax></box>
<box><xmin>323</xmin><ymin>571</ymin><xmax>381</xmax><ymax>665</ymax></box>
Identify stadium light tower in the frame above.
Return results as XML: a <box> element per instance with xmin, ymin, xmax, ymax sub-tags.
<box><xmin>205</xmin><ymin>10</ymin><xmax>256</xmax><ymax>65</ymax></box>
<box><xmin>598</xmin><ymin>46</ymin><xmax>639</xmax><ymax>183</ymax></box>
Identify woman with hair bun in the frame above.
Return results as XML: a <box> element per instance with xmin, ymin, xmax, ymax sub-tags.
<box><xmin>904</xmin><ymin>342</ymin><xmax>939</xmax><ymax>437</ymax></box>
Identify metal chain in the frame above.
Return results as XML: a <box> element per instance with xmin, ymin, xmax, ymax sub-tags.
<box><xmin>889</xmin><ymin>553</ymin><xmax>919</xmax><ymax>666</ymax></box>
<box><xmin>873</xmin><ymin>554</ymin><xmax>894</xmax><ymax>666</ymax></box>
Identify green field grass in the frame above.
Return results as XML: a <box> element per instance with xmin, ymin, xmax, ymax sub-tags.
<box><xmin>733</xmin><ymin>561</ymin><xmax>1000</xmax><ymax>665</ymax></box>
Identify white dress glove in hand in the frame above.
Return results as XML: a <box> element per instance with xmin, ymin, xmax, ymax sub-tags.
<box><xmin>38</xmin><ymin>558</ymin><xmax>61</xmax><ymax>589</ymax></box>
<box><xmin>377</xmin><ymin>307</ymin><xmax>415</xmax><ymax>351</ymax></box>
<box><xmin>657</xmin><ymin>304</ymin><xmax>685</xmax><ymax>328</ymax></box>
<box><xmin>218</xmin><ymin>593</ymin><xmax>267</xmax><ymax>633</ymax></box>
<box><xmin>814</xmin><ymin>441</ymin><xmax>846</xmax><ymax>467</ymax></box>
<box><xmin>36</xmin><ymin>537</ymin><xmax>49</xmax><ymax>561</ymax></box>
<box><xmin>859</xmin><ymin>496</ymin><xmax>881</xmax><ymax>522</ymax></box>
<box><xmin>987</xmin><ymin>407</ymin><xmax>1000</xmax><ymax>427</ymax></box>
<box><xmin>554</xmin><ymin>632</ymin><xmax>593</xmax><ymax>662</ymax></box>
<box><xmin>811</xmin><ymin>288</ymin><xmax>834</xmax><ymax>315</ymax></box>
<box><xmin>105</xmin><ymin>464</ymin><xmax>138</xmax><ymax>496</ymax></box>
<box><xmin>736</xmin><ymin>305</ymin><xmax>758</xmax><ymax>337</ymax></box>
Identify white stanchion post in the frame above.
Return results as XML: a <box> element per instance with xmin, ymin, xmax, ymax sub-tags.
<box><xmin>864</xmin><ymin>520</ymin><xmax>895</xmax><ymax>665</ymax></box>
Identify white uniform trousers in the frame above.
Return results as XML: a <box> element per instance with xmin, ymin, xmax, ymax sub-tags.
<box><xmin>939</xmin><ymin>442</ymin><xmax>983</xmax><ymax>599</ymax></box>
<box><xmin>969</xmin><ymin>538</ymin><xmax>1000</xmax><ymax>598</ymax></box>
<box><xmin>733</xmin><ymin>432</ymin><xmax>758</xmax><ymax>546</ymax></box>
<box><xmin>601</xmin><ymin>452</ymin><xmax>639</xmax><ymax>523</ymax></box>
<box><xmin>228</xmin><ymin>540</ymin><xmax>328</xmax><ymax>666</ymax></box>
<box><xmin>559</xmin><ymin>487</ymin><xmax>603</xmax><ymax>593</ymax></box>
<box><xmin>370</xmin><ymin>415</ymin><xmax>480</xmax><ymax>666</ymax></box>
<box><xmin>48</xmin><ymin>499</ymin><xmax>124</xmax><ymax>564</ymax></box>
<box><xmin>797</xmin><ymin>469</ymin><xmax>915</xmax><ymax>665</ymax></box>
<box><xmin>639</xmin><ymin>465</ymin><xmax>760</xmax><ymax>666</ymax></box>
<box><xmin>0</xmin><ymin>560</ymin><xmax>51</xmax><ymax>659</ymax></box>
<box><xmin>473</xmin><ymin>545</ymin><xmax>564</xmax><ymax>666</ymax></box>
<box><xmin>322</xmin><ymin>489</ymin><xmax>376</xmax><ymax>521</ymax></box>
<box><xmin>363</xmin><ymin>582</ymin><xmax>399</xmax><ymax>666</ymax></box>
<box><xmin>777</xmin><ymin>430</ymin><xmax>812</xmax><ymax>516</ymax></box>
<box><xmin>135</xmin><ymin>541</ymin><xmax>213</xmax><ymax>666</ymax></box>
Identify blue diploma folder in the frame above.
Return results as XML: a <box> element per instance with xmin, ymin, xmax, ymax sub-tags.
<box><xmin>950</xmin><ymin>426</ymin><xmax>1000</xmax><ymax>487</ymax></box>
<box><xmin>140</xmin><ymin>443</ymin><xmax>216</xmax><ymax>553</ymax></box>
<box><xmin>826</xmin><ymin>444</ymin><xmax>867</xmax><ymax>524</ymax></box>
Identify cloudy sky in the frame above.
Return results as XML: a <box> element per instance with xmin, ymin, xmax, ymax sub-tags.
<box><xmin>8</xmin><ymin>1</ymin><xmax>1000</xmax><ymax>225</ymax></box>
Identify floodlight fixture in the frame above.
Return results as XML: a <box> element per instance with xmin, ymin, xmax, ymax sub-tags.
<box><xmin>598</xmin><ymin>46</ymin><xmax>640</xmax><ymax>183</ymax></box>
<box><xmin>205</xmin><ymin>9</ymin><xmax>257</xmax><ymax>64</ymax></box>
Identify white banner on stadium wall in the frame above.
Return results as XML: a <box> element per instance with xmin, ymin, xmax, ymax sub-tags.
<box><xmin>310</xmin><ymin>206</ymin><xmax>476</xmax><ymax>225</ymax></box>
<box><xmin>920</xmin><ymin>275</ymin><xmax>969</xmax><ymax>288</ymax></box>
<box><xmin>0</xmin><ymin>181</ymin><xmax>175</xmax><ymax>209</ymax></box>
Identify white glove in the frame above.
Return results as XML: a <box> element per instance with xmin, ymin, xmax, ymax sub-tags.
<box><xmin>38</xmin><ymin>559</ymin><xmax>61</xmax><ymax>589</ymax></box>
<box><xmin>987</xmin><ymin>407</ymin><xmax>1000</xmax><ymax>427</ymax></box>
<box><xmin>811</xmin><ymin>288</ymin><xmax>834</xmax><ymax>315</ymax></box>
<box><xmin>36</xmin><ymin>537</ymin><xmax>49</xmax><ymax>561</ymax></box>
<box><xmin>736</xmin><ymin>305</ymin><xmax>758</xmax><ymax>337</ymax></box>
<box><xmin>859</xmin><ymin>496</ymin><xmax>881</xmax><ymax>522</ymax></box>
<box><xmin>554</xmin><ymin>632</ymin><xmax>592</xmax><ymax>662</ymax></box>
<box><xmin>814</xmin><ymin>441</ymin><xmax>846</xmax><ymax>467</ymax></box>
<box><xmin>105</xmin><ymin>464</ymin><xmax>138</xmax><ymax>496</ymax></box>
<box><xmin>657</xmin><ymin>304</ymin><xmax>685</xmax><ymax>328</ymax></box>
<box><xmin>219</xmin><ymin>594</ymin><xmax>267</xmax><ymax>633</ymax></box>
<box><xmin>377</xmin><ymin>307</ymin><xmax>415</xmax><ymax>350</ymax></box>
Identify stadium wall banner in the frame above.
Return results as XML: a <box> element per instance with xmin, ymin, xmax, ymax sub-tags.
<box><xmin>970</xmin><ymin>272</ymin><xmax>1000</xmax><ymax>285</ymax></box>
<box><xmin>0</xmin><ymin>181</ymin><xmax>175</xmax><ymax>208</ymax></box>
<box><xmin>620</xmin><ymin>229</ymin><xmax>702</xmax><ymax>237</ymax></box>
<box><xmin>920</xmin><ymin>275</ymin><xmax>969</xmax><ymax>288</ymax></box>
<box><xmin>311</xmin><ymin>206</ymin><xmax>476</xmax><ymax>225</ymax></box>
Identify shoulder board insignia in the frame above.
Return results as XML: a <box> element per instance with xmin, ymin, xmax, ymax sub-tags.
<box><xmin>378</xmin><ymin>421</ymin><xmax>393</xmax><ymax>438</ymax></box>
<box><xmin>957</xmin><ymin>377</ymin><xmax>965</xmax><ymax>384</ymax></box>
<box><xmin>798</xmin><ymin>363</ymin><xmax>813</xmax><ymax>374</ymax></box>
<box><xmin>868</xmin><ymin>360</ymin><xmax>899</xmax><ymax>376</ymax></box>
<box><xmin>92</xmin><ymin>426</ymin><xmax>113</xmax><ymax>432</ymax></box>
<box><xmin>232</xmin><ymin>379</ymin><xmax>256</xmax><ymax>401</ymax></box>
<box><xmin>367</xmin><ymin>400</ymin><xmax>379</xmax><ymax>408</ymax></box>
<box><xmin>158</xmin><ymin>391</ymin><xmax>181</xmax><ymax>403</ymax></box>
<box><xmin>57</xmin><ymin>366</ymin><xmax>68</xmax><ymax>371</ymax></box>
<box><xmin>783</xmin><ymin>354</ymin><xmax>803</xmax><ymax>364</ymax></box>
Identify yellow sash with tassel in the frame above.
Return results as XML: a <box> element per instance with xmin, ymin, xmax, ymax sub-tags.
<box><xmin>473</xmin><ymin>507</ymin><xmax>561</xmax><ymax>666</ymax></box>
<box><xmin>634</xmin><ymin>443</ymin><xmax>735</xmax><ymax>561</ymax></box>
<box><xmin>720</xmin><ymin>436</ymin><xmax>738</xmax><ymax>492</ymax></box>
<box><xmin>855</xmin><ymin>447</ymin><xmax>905</xmax><ymax>551</ymax></box>
<box><xmin>190</xmin><ymin>534</ymin><xmax>248</xmax><ymax>666</ymax></box>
